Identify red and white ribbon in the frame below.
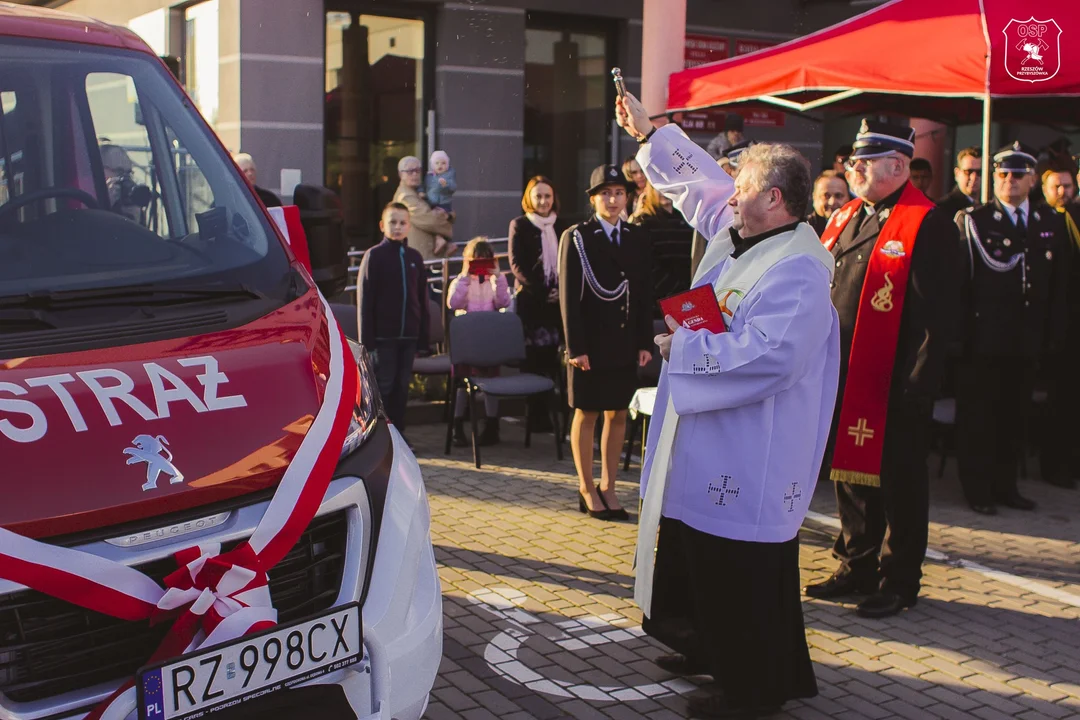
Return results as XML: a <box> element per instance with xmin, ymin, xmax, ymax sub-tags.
<box><xmin>0</xmin><ymin>292</ymin><xmax>357</xmax><ymax>719</ymax></box>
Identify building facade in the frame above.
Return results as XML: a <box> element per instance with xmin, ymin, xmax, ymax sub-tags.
<box><xmin>43</xmin><ymin>0</ymin><xmax>973</xmax><ymax>250</ymax></box>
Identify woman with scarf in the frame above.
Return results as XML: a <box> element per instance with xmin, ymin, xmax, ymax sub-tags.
<box><xmin>509</xmin><ymin>176</ymin><xmax>567</xmax><ymax>432</ymax></box>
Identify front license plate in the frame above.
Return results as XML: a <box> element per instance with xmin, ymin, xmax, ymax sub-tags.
<box><xmin>137</xmin><ymin>603</ymin><xmax>361</xmax><ymax>720</ymax></box>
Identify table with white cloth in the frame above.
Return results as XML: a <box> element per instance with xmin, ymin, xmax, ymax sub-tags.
<box><xmin>624</xmin><ymin>386</ymin><xmax>657</xmax><ymax>470</ymax></box>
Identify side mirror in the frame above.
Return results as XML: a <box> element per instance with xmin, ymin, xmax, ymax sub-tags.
<box><xmin>266</xmin><ymin>205</ymin><xmax>313</xmax><ymax>276</ymax></box>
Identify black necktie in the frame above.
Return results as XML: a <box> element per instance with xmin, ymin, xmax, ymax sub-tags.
<box><xmin>1015</xmin><ymin>208</ymin><xmax>1026</xmax><ymax>233</ymax></box>
<box><xmin>611</xmin><ymin>226</ymin><xmax>620</xmax><ymax>246</ymax></box>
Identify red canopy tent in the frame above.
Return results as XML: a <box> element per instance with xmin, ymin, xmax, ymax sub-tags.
<box><xmin>664</xmin><ymin>0</ymin><xmax>1079</xmax><ymax>200</ymax></box>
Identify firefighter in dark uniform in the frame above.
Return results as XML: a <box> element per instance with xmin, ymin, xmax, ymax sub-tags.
<box><xmin>1041</xmin><ymin>194</ymin><xmax>1080</xmax><ymax>489</ymax></box>
<box><xmin>804</xmin><ymin>120</ymin><xmax>964</xmax><ymax>619</ymax></box>
<box><xmin>955</xmin><ymin>143</ymin><xmax>1070</xmax><ymax>514</ymax></box>
<box><xmin>559</xmin><ymin>164</ymin><xmax>654</xmax><ymax>520</ymax></box>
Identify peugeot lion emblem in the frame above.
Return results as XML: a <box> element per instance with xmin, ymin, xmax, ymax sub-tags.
<box><xmin>124</xmin><ymin>434</ymin><xmax>185</xmax><ymax>491</ymax></box>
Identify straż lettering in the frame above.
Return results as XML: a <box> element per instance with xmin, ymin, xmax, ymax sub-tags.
<box><xmin>0</xmin><ymin>356</ymin><xmax>247</xmax><ymax>443</ymax></box>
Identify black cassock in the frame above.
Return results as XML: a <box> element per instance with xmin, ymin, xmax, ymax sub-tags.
<box><xmin>558</xmin><ymin>216</ymin><xmax>653</xmax><ymax>411</ymax></box>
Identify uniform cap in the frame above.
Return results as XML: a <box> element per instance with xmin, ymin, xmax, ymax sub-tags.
<box><xmin>992</xmin><ymin>141</ymin><xmax>1037</xmax><ymax>173</ymax></box>
<box><xmin>586</xmin><ymin>164</ymin><xmax>633</xmax><ymax>196</ymax></box>
<box><xmin>850</xmin><ymin>118</ymin><xmax>916</xmax><ymax>159</ymax></box>
<box><xmin>723</xmin><ymin>139</ymin><xmax>755</xmax><ymax>168</ymax></box>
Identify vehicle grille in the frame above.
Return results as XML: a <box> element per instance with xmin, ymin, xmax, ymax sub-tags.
<box><xmin>0</xmin><ymin>511</ymin><xmax>348</xmax><ymax>703</ymax></box>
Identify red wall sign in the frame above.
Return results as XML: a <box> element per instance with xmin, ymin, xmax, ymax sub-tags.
<box><xmin>680</xmin><ymin>34</ymin><xmax>786</xmax><ymax>131</ymax></box>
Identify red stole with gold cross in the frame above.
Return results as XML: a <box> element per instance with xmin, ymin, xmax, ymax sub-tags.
<box><xmin>820</xmin><ymin>183</ymin><xmax>933</xmax><ymax>487</ymax></box>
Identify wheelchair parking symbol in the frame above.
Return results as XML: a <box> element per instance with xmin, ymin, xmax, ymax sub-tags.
<box><xmin>468</xmin><ymin>587</ymin><xmax>696</xmax><ymax>702</ymax></box>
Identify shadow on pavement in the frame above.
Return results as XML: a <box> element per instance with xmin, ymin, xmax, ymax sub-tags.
<box><xmin>435</xmin><ymin>543</ymin><xmax>635</xmax><ymax>598</ymax></box>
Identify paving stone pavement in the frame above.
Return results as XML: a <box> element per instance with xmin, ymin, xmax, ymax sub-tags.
<box><xmin>404</xmin><ymin>420</ymin><xmax>1080</xmax><ymax>720</ymax></box>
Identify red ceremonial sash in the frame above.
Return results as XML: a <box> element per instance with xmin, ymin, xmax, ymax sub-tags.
<box><xmin>0</xmin><ymin>291</ymin><xmax>359</xmax><ymax>719</ymax></box>
<box><xmin>819</xmin><ymin>183</ymin><xmax>933</xmax><ymax>487</ymax></box>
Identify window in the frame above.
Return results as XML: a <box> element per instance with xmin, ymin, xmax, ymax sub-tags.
<box><xmin>325</xmin><ymin>11</ymin><xmax>426</xmax><ymax>249</ymax></box>
<box><xmin>184</xmin><ymin>0</ymin><xmax>220</xmax><ymax>127</ymax></box>
<box><xmin>0</xmin><ymin>36</ymin><xmax>291</xmax><ymax>308</ymax></box>
<box><xmin>85</xmin><ymin>72</ymin><xmax>170</xmax><ymax>235</ymax></box>
<box><xmin>524</xmin><ymin>17</ymin><xmax>614</xmax><ymax>221</ymax></box>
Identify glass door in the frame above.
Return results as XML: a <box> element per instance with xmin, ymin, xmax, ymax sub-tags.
<box><xmin>524</xmin><ymin>15</ymin><xmax>613</xmax><ymax>224</ymax></box>
<box><xmin>325</xmin><ymin>10</ymin><xmax>427</xmax><ymax>249</ymax></box>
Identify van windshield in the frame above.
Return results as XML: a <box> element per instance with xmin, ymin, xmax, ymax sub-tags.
<box><xmin>0</xmin><ymin>36</ymin><xmax>293</xmax><ymax>310</ymax></box>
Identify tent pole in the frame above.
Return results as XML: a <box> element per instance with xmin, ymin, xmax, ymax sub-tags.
<box><xmin>980</xmin><ymin>94</ymin><xmax>992</xmax><ymax>204</ymax></box>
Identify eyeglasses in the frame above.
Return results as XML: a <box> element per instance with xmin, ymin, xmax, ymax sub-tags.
<box><xmin>957</xmin><ymin>168</ymin><xmax>982</xmax><ymax>176</ymax></box>
<box><xmin>995</xmin><ymin>170</ymin><xmax>1031</xmax><ymax>179</ymax></box>
<box><xmin>844</xmin><ymin>154</ymin><xmax>898</xmax><ymax>170</ymax></box>
<box><xmin>401</xmin><ymin>167</ymin><xmax>421</xmax><ymax>174</ymax></box>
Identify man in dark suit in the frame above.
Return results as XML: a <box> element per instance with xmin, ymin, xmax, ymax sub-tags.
<box><xmin>559</xmin><ymin>165</ymin><xmax>654</xmax><ymax>520</ymax></box>
<box><xmin>804</xmin><ymin>119</ymin><xmax>964</xmax><ymax>619</ymax></box>
<box><xmin>955</xmin><ymin>143</ymin><xmax>1070</xmax><ymax>512</ymax></box>
<box><xmin>937</xmin><ymin>146</ymin><xmax>981</xmax><ymax>221</ymax></box>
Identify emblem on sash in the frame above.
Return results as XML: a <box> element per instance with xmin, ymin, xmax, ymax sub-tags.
<box><xmin>870</xmin><ymin>271</ymin><xmax>895</xmax><ymax>312</ymax></box>
<box><xmin>879</xmin><ymin>240</ymin><xmax>905</xmax><ymax>257</ymax></box>
<box><xmin>847</xmin><ymin>418</ymin><xmax>875</xmax><ymax>447</ymax></box>
<box><xmin>717</xmin><ymin>289</ymin><xmax>742</xmax><ymax>318</ymax></box>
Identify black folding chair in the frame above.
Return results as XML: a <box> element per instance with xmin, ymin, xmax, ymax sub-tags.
<box><xmin>444</xmin><ymin>311</ymin><xmax>563</xmax><ymax>468</ymax></box>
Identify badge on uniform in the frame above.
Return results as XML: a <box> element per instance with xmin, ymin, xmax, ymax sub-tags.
<box><xmin>994</xmin><ymin>211</ymin><xmax>1003</xmax><ymax>221</ymax></box>
<box><xmin>879</xmin><ymin>239</ymin><xmax>905</xmax><ymax>257</ymax></box>
<box><xmin>1047</xmin><ymin>250</ymin><xmax>1053</xmax><ymax>260</ymax></box>
<box><xmin>1003</xmin><ymin>239</ymin><xmax>1012</xmax><ymax>247</ymax></box>
<box><xmin>1041</xmin><ymin>231</ymin><xmax>1052</xmax><ymax>238</ymax></box>
<box><xmin>1034</xmin><ymin>211</ymin><xmax>1041</xmax><ymax>222</ymax></box>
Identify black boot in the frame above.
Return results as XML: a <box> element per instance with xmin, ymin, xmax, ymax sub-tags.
<box><xmin>453</xmin><ymin>418</ymin><xmax>469</xmax><ymax>447</ymax></box>
<box><xmin>479</xmin><ymin>419</ymin><xmax>500</xmax><ymax>446</ymax></box>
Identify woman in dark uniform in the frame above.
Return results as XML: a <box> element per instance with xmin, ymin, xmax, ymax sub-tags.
<box><xmin>559</xmin><ymin>164</ymin><xmax>654</xmax><ymax>520</ymax></box>
<box><xmin>508</xmin><ymin>176</ymin><xmax>567</xmax><ymax>431</ymax></box>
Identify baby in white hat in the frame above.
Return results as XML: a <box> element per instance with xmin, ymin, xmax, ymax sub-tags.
<box><xmin>425</xmin><ymin>150</ymin><xmax>456</xmax><ymax>256</ymax></box>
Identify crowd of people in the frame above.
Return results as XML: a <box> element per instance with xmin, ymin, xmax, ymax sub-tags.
<box><xmin>352</xmin><ymin>95</ymin><xmax>1080</xmax><ymax>718</ymax></box>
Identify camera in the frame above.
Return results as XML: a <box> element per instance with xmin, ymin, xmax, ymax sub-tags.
<box><xmin>116</xmin><ymin>172</ymin><xmax>151</xmax><ymax>207</ymax></box>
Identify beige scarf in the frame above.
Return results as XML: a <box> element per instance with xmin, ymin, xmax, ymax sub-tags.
<box><xmin>526</xmin><ymin>211</ymin><xmax>559</xmax><ymax>285</ymax></box>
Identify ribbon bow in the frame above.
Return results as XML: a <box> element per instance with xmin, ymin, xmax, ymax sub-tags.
<box><xmin>0</xmin><ymin>293</ymin><xmax>357</xmax><ymax>720</ymax></box>
<box><xmin>154</xmin><ymin>542</ymin><xmax>277</xmax><ymax>652</ymax></box>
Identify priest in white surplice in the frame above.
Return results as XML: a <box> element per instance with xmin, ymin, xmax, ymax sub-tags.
<box><xmin>616</xmin><ymin>93</ymin><xmax>841</xmax><ymax>718</ymax></box>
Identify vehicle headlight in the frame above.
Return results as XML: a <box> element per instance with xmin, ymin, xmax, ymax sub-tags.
<box><xmin>341</xmin><ymin>339</ymin><xmax>383</xmax><ymax>458</ymax></box>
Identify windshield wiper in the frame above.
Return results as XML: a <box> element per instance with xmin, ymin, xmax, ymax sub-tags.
<box><xmin>0</xmin><ymin>283</ymin><xmax>266</xmax><ymax>310</ymax></box>
<box><xmin>0</xmin><ymin>308</ymin><xmax>58</xmax><ymax>333</ymax></box>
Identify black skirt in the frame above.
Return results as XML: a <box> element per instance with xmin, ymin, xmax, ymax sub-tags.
<box><xmin>642</xmin><ymin>517</ymin><xmax>818</xmax><ymax>710</ymax></box>
<box><xmin>567</xmin><ymin>364</ymin><xmax>638</xmax><ymax>411</ymax></box>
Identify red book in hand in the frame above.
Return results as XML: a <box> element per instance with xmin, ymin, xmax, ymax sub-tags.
<box><xmin>659</xmin><ymin>285</ymin><xmax>727</xmax><ymax>333</ymax></box>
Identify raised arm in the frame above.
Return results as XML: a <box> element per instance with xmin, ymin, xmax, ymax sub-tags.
<box><xmin>636</xmin><ymin>124</ymin><xmax>735</xmax><ymax>242</ymax></box>
<box><xmin>616</xmin><ymin>92</ymin><xmax>734</xmax><ymax>243</ymax></box>
<box><xmin>666</xmin><ymin>256</ymin><xmax>836</xmax><ymax>414</ymax></box>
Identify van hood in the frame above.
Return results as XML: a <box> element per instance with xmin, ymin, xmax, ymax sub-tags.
<box><xmin>0</xmin><ymin>291</ymin><xmax>336</xmax><ymax>539</ymax></box>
